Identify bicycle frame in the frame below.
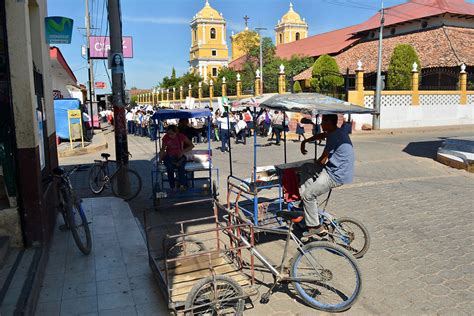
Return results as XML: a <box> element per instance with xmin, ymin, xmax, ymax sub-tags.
<box><xmin>94</xmin><ymin>159</ymin><xmax>122</xmax><ymax>183</ymax></box>
<box><xmin>237</xmin><ymin>222</ymin><xmax>328</xmax><ymax>283</ymax></box>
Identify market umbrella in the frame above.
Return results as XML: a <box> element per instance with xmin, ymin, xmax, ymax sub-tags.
<box><xmin>259</xmin><ymin>93</ymin><xmax>374</xmax><ymax>115</ymax></box>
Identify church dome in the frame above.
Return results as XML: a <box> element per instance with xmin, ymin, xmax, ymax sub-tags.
<box><xmin>195</xmin><ymin>0</ymin><xmax>224</xmax><ymax>20</ymax></box>
<box><xmin>280</xmin><ymin>2</ymin><xmax>305</xmax><ymax>24</ymax></box>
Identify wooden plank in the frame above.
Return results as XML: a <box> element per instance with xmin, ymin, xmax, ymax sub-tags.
<box><xmin>170</xmin><ymin>271</ymin><xmax>250</xmax><ymax>297</ymax></box>
<box><xmin>171</xmin><ymin>277</ymin><xmax>251</xmax><ymax>303</ymax></box>
<box><xmin>166</xmin><ymin>256</ymin><xmax>228</xmax><ymax>275</ymax></box>
<box><xmin>159</xmin><ymin>252</ymin><xmax>221</xmax><ymax>271</ymax></box>
<box><xmin>169</xmin><ymin>263</ymin><xmax>236</xmax><ymax>286</ymax></box>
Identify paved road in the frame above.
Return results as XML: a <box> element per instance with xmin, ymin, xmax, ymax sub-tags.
<box><xmin>60</xmin><ymin>127</ymin><xmax>474</xmax><ymax>315</ymax></box>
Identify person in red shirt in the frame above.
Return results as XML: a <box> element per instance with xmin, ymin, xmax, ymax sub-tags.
<box><xmin>159</xmin><ymin>125</ymin><xmax>194</xmax><ymax>190</ymax></box>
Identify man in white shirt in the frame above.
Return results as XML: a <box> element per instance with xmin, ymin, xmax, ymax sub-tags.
<box><xmin>126</xmin><ymin>110</ymin><xmax>134</xmax><ymax>134</ymax></box>
<box><xmin>216</xmin><ymin>112</ymin><xmax>235</xmax><ymax>152</ymax></box>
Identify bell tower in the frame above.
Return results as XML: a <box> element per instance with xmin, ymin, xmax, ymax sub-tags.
<box><xmin>189</xmin><ymin>0</ymin><xmax>228</xmax><ymax>81</ymax></box>
<box><xmin>275</xmin><ymin>2</ymin><xmax>308</xmax><ymax>46</ymax></box>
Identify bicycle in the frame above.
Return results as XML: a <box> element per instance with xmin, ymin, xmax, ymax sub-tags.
<box><xmin>226</xmin><ymin>208</ymin><xmax>362</xmax><ymax>313</ymax></box>
<box><xmin>293</xmin><ymin>189</ymin><xmax>370</xmax><ymax>259</ymax></box>
<box><xmin>51</xmin><ymin>166</ymin><xmax>92</xmax><ymax>255</ymax></box>
<box><xmin>89</xmin><ymin>152</ymin><xmax>142</xmax><ymax>201</ymax></box>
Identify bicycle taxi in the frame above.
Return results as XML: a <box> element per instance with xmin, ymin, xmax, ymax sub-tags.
<box><xmin>151</xmin><ymin>108</ymin><xmax>219</xmax><ymax>209</ymax></box>
<box><xmin>226</xmin><ymin>93</ymin><xmax>374</xmax><ymax>257</ymax></box>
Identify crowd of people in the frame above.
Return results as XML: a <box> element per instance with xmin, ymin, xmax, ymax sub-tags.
<box><xmin>123</xmin><ymin>104</ymin><xmax>326</xmax><ymax>153</ymax></box>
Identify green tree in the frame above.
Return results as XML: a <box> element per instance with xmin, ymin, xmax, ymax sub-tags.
<box><xmin>311</xmin><ymin>54</ymin><xmax>344</xmax><ymax>92</ymax></box>
<box><xmin>293</xmin><ymin>80</ymin><xmax>302</xmax><ymax>93</ymax></box>
<box><xmin>233</xmin><ymin>31</ymin><xmax>260</xmax><ymax>58</ymax></box>
<box><xmin>387</xmin><ymin>44</ymin><xmax>421</xmax><ymax>90</ymax></box>
<box><xmin>171</xmin><ymin>67</ymin><xmax>176</xmax><ymax>80</ymax></box>
<box><xmin>215</xmin><ymin>67</ymin><xmax>238</xmax><ymax>96</ymax></box>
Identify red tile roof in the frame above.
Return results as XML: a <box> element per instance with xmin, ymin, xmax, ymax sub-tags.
<box><xmin>275</xmin><ymin>24</ymin><xmax>361</xmax><ymax>60</ymax></box>
<box><xmin>294</xmin><ymin>26</ymin><xmax>474</xmax><ymax>80</ymax></box>
<box><xmin>228</xmin><ymin>55</ymin><xmax>247</xmax><ymax>72</ymax></box>
<box><xmin>356</xmin><ymin>0</ymin><xmax>474</xmax><ymax>33</ymax></box>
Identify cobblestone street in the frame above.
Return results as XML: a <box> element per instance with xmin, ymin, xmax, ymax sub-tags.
<box><xmin>61</xmin><ymin>127</ymin><xmax>474</xmax><ymax>315</ymax></box>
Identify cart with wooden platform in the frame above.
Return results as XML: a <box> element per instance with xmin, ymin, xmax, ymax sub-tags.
<box><xmin>145</xmin><ymin>204</ymin><xmax>256</xmax><ymax>315</ymax></box>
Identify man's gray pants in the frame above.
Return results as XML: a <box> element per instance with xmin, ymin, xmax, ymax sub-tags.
<box><xmin>299</xmin><ymin>163</ymin><xmax>341</xmax><ymax>227</ymax></box>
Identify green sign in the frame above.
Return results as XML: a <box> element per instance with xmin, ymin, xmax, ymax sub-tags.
<box><xmin>45</xmin><ymin>16</ymin><xmax>74</xmax><ymax>44</ymax></box>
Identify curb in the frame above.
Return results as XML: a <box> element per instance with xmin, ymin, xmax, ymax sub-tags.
<box><xmin>58</xmin><ymin>134</ymin><xmax>108</xmax><ymax>158</ymax></box>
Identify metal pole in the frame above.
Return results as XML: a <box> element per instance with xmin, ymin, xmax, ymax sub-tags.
<box><xmin>108</xmin><ymin>0</ymin><xmax>128</xmax><ymax>164</ymax></box>
<box><xmin>255</xmin><ymin>27</ymin><xmax>267</xmax><ymax>95</ymax></box>
<box><xmin>85</xmin><ymin>0</ymin><xmax>95</xmax><ymax>134</ymax></box>
<box><xmin>373</xmin><ymin>2</ymin><xmax>385</xmax><ymax>130</ymax></box>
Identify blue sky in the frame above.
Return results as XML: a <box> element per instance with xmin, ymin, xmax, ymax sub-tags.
<box><xmin>47</xmin><ymin>0</ymin><xmax>411</xmax><ymax>91</ymax></box>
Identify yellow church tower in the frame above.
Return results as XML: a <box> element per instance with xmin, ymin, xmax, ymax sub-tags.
<box><xmin>189</xmin><ymin>0</ymin><xmax>228</xmax><ymax>82</ymax></box>
<box><xmin>275</xmin><ymin>2</ymin><xmax>308</xmax><ymax>46</ymax></box>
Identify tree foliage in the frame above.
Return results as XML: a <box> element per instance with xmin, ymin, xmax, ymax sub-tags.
<box><xmin>293</xmin><ymin>80</ymin><xmax>302</xmax><ymax>93</ymax></box>
<box><xmin>387</xmin><ymin>44</ymin><xmax>421</xmax><ymax>90</ymax></box>
<box><xmin>311</xmin><ymin>54</ymin><xmax>343</xmax><ymax>92</ymax></box>
<box><xmin>233</xmin><ymin>31</ymin><xmax>259</xmax><ymax>58</ymax></box>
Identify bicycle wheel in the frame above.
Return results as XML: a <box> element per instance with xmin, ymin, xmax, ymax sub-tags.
<box><xmin>332</xmin><ymin>217</ymin><xmax>370</xmax><ymax>259</ymax></box>
<box><xmin>89</xmin><ymin>164</ymin><xmax>106</xmax><ymax>194</ymax></box>
<box><xmin>65</xmin><ymin>196</ymin><xmax>92</xmax><ymax>255</ymax></box>
<box><xmin>184</xmin><ymin>275</ymin><xmax>245</xmax><ymax>316</ymax></box>
<box><xmin>111</xmin><ymin>168</ymin><xmax>142</xmax><ymax>201</ymax></box>
<box><xmin>290</xmin><ymin>241</ymin><xmax>362</xmax><ymax>312</ymax></box>
<box><xmin>165</xmin><ymin>237</ymin><xmax>206</xmax><ymax>259</ymax></box>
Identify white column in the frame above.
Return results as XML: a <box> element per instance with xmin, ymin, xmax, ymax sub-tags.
<box><xmin>221</xmin><ymin>24</ymin><xmax>225</xmax><ymax>45</ymax></box>
<box><xmin>202</xmin><ymin>24</ymin><xmax>206</xmax><ymax>44</ymax></box>
<box><xmin>204</xmin><ymin>65</ymin><xmax>208</xmax><ymax>81</ymax></box>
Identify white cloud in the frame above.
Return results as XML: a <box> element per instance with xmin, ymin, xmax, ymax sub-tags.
<box><xmin>122</xmin><ymin>16</ymin><xmax>189</xmax><ymax>25</ymax></box>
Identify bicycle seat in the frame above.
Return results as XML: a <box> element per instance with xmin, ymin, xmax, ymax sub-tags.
<box><xmin>101</xmin><ymin>153</ymin><xmax>111</xmax><ymax>159</ymax></box>
<box><xmin>276</xmin><ymin>211</ymin><xmax>304</xmax><ymax>223</ymax></box>
<box><xmin>52</xmin><ymin>167</ymin><xmax>65</xmax><ymax>176</ymax></box>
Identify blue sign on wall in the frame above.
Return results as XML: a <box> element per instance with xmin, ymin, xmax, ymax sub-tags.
<box><xmin>45</xmin><ymin>16</ymin><xmax>74</xmax><ymax>44</ymax></box>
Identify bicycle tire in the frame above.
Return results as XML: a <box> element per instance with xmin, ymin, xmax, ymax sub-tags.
<box><xmin>164</xmin><ymin>237</ymin><xmax>206</xmax><ymax>259</ymax></box>
<box><xmin>184</xmin><ymin>275</ymin><xmax>245</xmax><ymax>316</ymax></box>
<box><xmin>333</xmin><ymin>217</ymin><xmax>370</xmax><ymax>259</ymax></box>
<box><xmin>290</xmin><ymin>241</ymin><xmax>362</xmax><ymax>312</ymax></box>
<box><xmin>65</xmin><ymin>195</ymin><xmax>92</xmax><ymax>255</ymax></box>
<box><xmin>89</xmin><ymin>164</ymin><xmax>106</xmax><ymax>194</ymax></box>
<box><xmin>111</xmin><ymin>168</ymin><xmax>142</xmax><ymax>201</ymax></box>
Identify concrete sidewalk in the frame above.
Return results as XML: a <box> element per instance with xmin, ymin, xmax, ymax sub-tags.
<box><xmin>36</xmin><ymin>197</ymin><xmax>167</xmax><ymax>316</ymax></box>
<box><xmin>58</xmin><ymin>131</ymin><xmax>109</xmax><ymax>158</ymax></box>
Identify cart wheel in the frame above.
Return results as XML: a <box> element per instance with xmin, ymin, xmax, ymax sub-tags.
<box><xmin>184</xmin><ymin>275</ymin><xmax>245</xmax><ymax>316</ymax></box>
<box><xmin>165</xmin><ymin>237</ymin><xmax>206</xmax><ymax>259</ymax></box>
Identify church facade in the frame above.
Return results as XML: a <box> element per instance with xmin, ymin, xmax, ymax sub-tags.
<box><xmin>191</xmin><ymin>1</ymin><xmax>308</xmax><ymax>78</ymax></box>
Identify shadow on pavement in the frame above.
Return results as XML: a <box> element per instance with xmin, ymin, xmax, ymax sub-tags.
<box><xmin>402</xmin><ymin>140</ymin><xmax>444</xmax><ymax>159</ymax></box>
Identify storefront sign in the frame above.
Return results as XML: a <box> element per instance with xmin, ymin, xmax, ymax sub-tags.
<box><xmin>89</xmin><ymin>36</ymin><xmax>133</xmax><ymax>59</ymax></box>
<box><xmin>45</xmin><ymin>17</ymin><xmax>74</xmax><ymax>44</ymax></box>
<box><xmin>95</xmin><ymin>82</ymin><xmax>106</xmax><ymax>89</ymax></box>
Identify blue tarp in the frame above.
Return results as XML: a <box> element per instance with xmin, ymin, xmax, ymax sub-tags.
<box><xmin>151</xmin><ymin>109</ymin><xmax>211</xmax><ymax>121</ymax></box>
<box><xmin>54</xmin><ymin>98</ymin><xmax>81</xmax><ymax>139</ymax></box>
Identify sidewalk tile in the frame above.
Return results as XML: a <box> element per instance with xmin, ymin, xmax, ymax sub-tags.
<box><xmin>96</xmin><ymin>277</ymin><xmax>131</xmax><ymax>295</ymax></box>
<box><xmin>63</xmin><ymin>270</ymin><xmax>96</xmax><ymax>287</ymax></box>
<box><xmin>60</xmin><ymin>295</ymin><xmax>98</xmax><ymax>315</ymax></box>
<box><xmin>62</xmin><ymin>281</ymin><xmax>97</xmax><ymax>299</ymax></box>
<box><xmin>97</xmin><ymin>291</ymin><xmax>134</xmax><ymax>311</ymax></box>
<box><xmin>99</xmin><ymin>306</ymin><xmax>137</xmax><ymax>316</ymax></box>
<box><xmin>135</xmin><ymin>302</ymin><xmax>169</xmax><ymax>316</ymax></box>
<box><xmin>131</xmin><ymin>287</ymin><xmax>161</xmax><ymax>305</ymax></box>
<box><xmin>35</xmin><ymin>301</ymin><xmax>61</xmax><ymax>316</ymax></box>
<box><xmin>95</xmin><ymin>265</ymin><xmax>128</xmax><ymax>282</ymax></box>
<box><xmin>38</xmin><ymin>285</ymin><xmax>63</xmax><ymax>303</ymax></box>
<box><xmin>129</xmin><ymin>274</ymin><xmax>155</xmax><ymax>291</ymax></box>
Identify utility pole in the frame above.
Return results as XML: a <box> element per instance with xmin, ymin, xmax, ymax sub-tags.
<box><xmin>108</xmin><ymin>0</ymin><xmax>130</xmax><ymax>195</ymax></box>
<box><xmin>373</xmin><ymin>2</ymin><xmax>385</xmax><ymax>130</ymax></box>
<box><xmin>85</xmin><ymin>0</ymin><xmax>95</xmax><ymax>134</ymax></box>
<box><xmin>255</xmin><ymin>27</ymin><xmax>267</xmax><ymax>95</ymax></box>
